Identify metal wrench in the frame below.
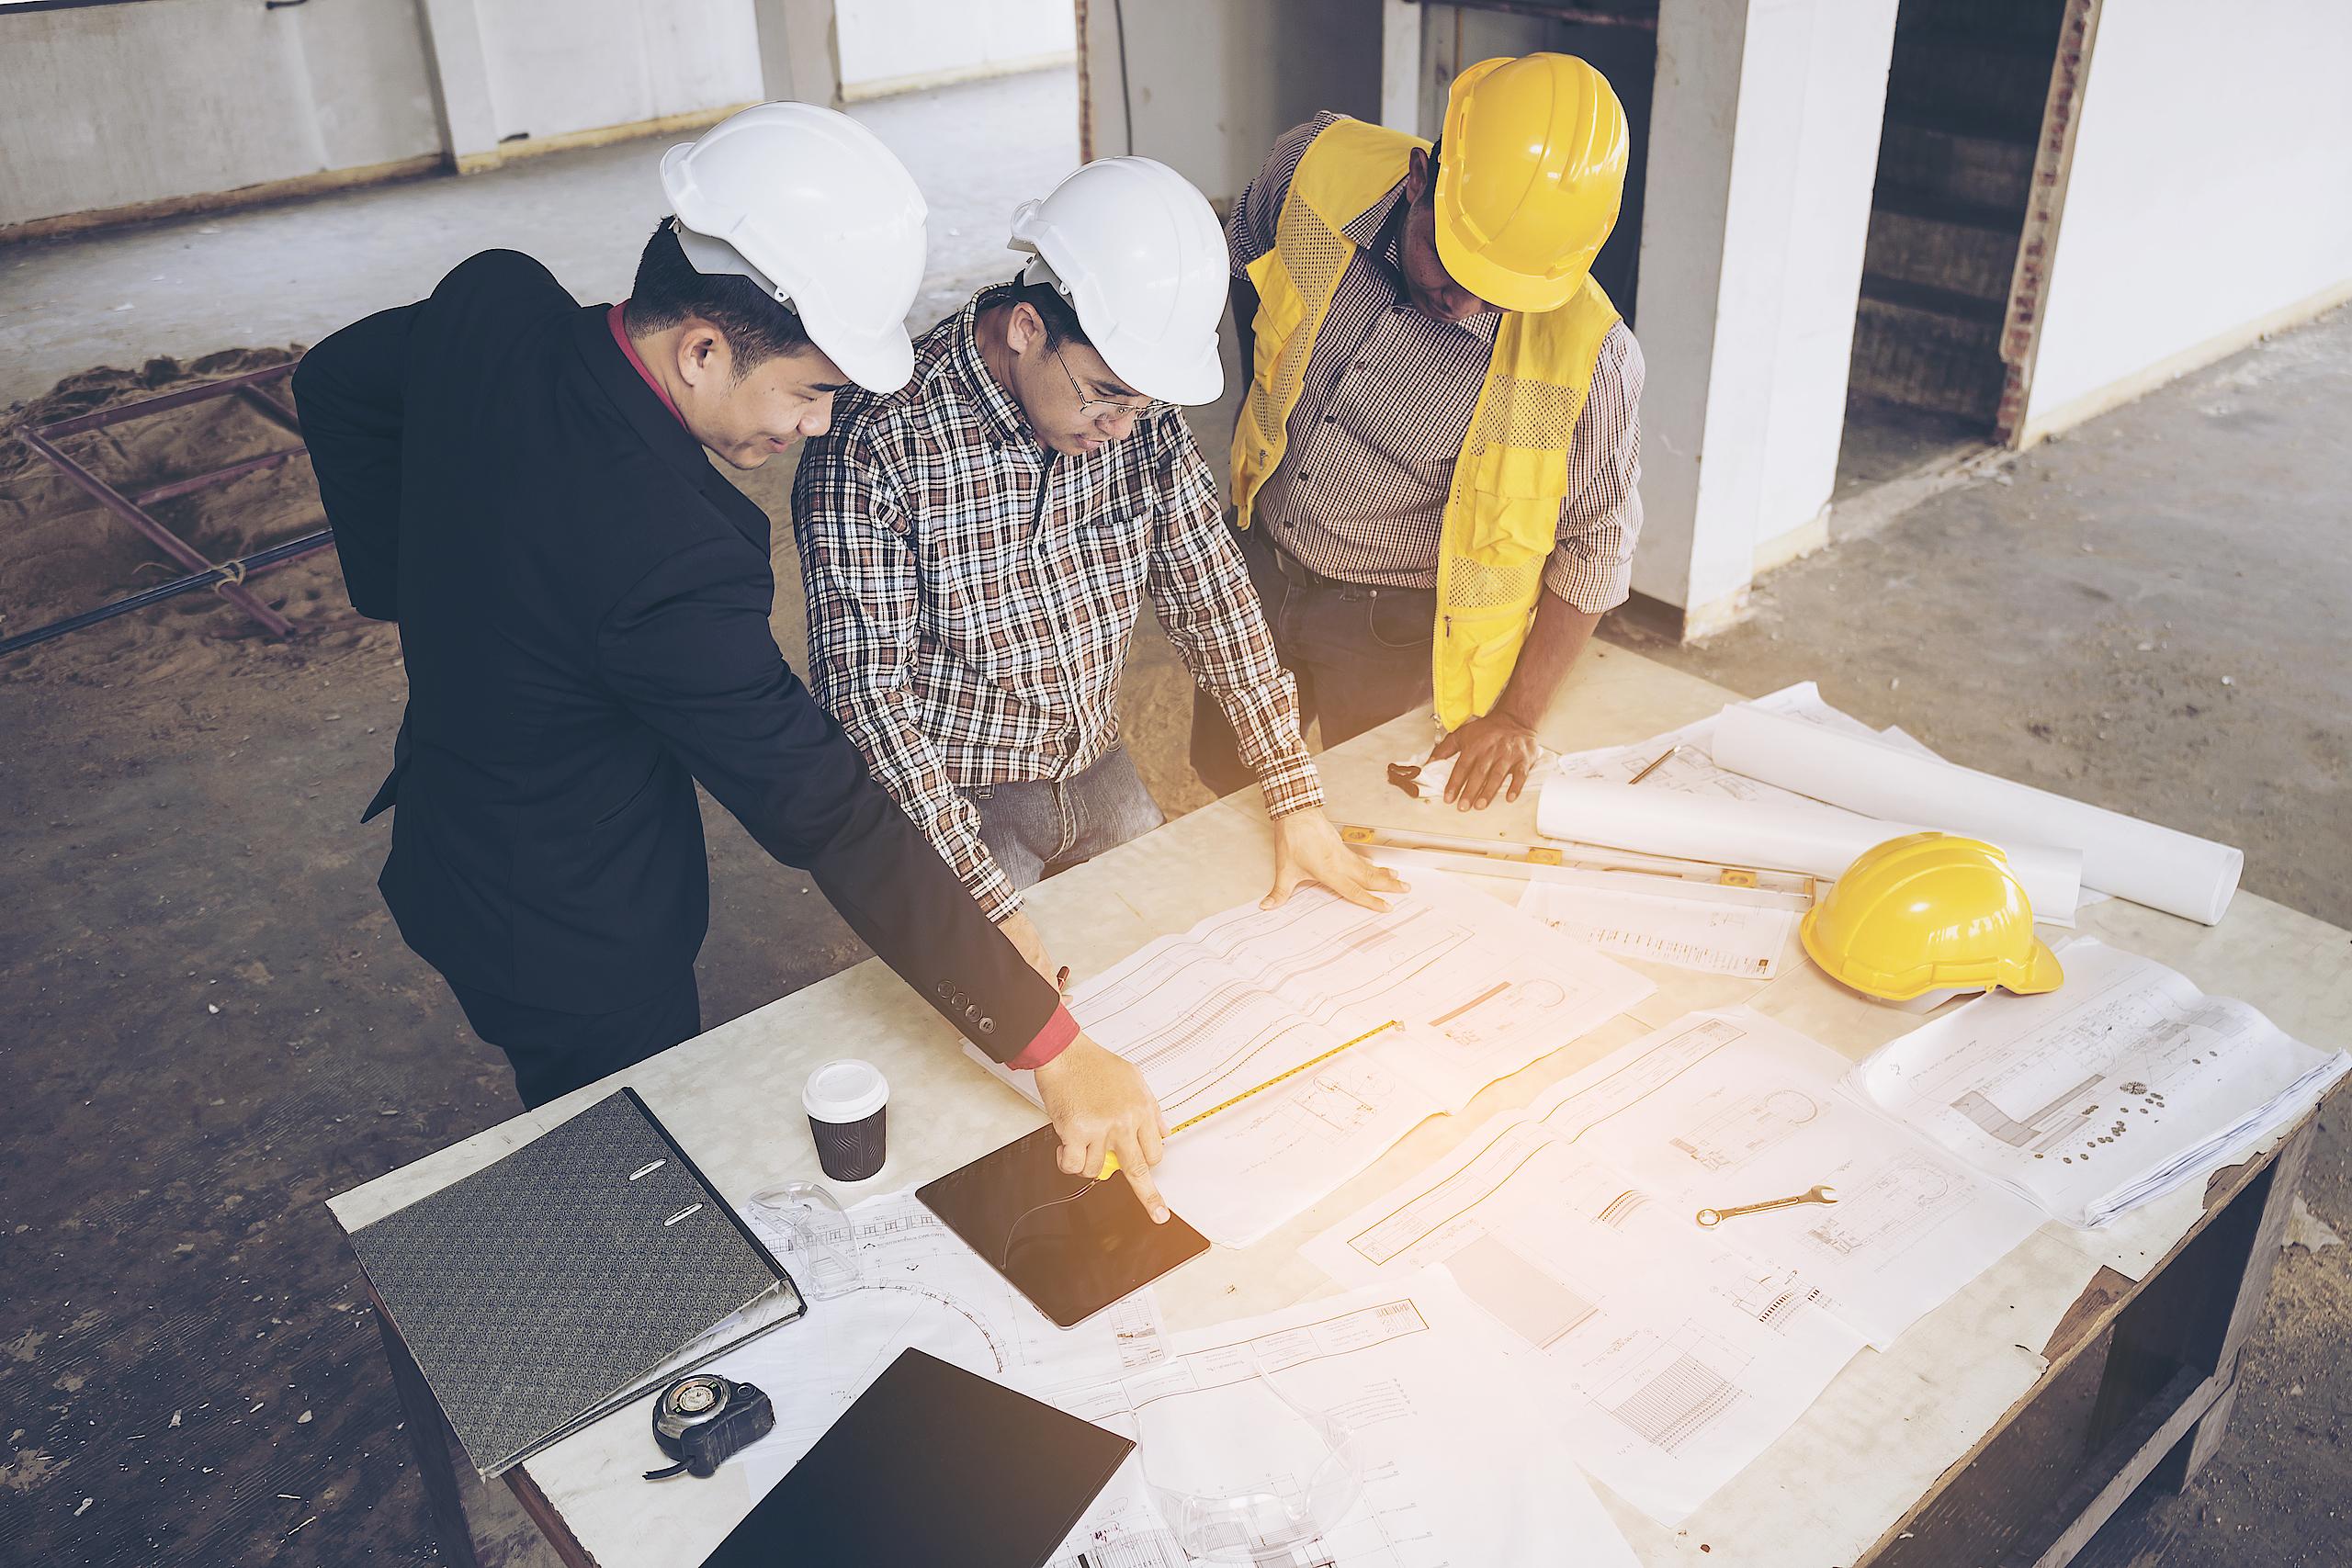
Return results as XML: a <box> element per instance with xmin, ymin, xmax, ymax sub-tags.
<box><xmin>1694</xmin><ymin>1184</ymin><xmax>1838</xmax><ymax>1227</ymax></box>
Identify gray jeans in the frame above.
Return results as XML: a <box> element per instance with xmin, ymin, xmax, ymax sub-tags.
<box><xmin>963</xmin><ymin>742</ymin><xmax>1166</xmax><ymax>892</ymax></box>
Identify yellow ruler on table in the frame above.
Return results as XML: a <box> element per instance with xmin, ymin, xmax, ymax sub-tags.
<box><xmin>1095</xmin><ymin>1018</ymin><xmax>1403</xmax><ymax>1180</ymax></box>
<box><xmin>1336</xmin><ymin>822</ymin><xmax>1817</xmax><ymax>901</ymax></box>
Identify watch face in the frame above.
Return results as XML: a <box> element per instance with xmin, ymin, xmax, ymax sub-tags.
<box><xmin>916</xmin><ymin>1125</ymin><xmax>1209</xmax><ymax>1328</ymax></box>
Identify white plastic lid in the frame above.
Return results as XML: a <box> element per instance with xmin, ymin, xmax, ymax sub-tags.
<box><xmin>802</xmin><ymin>1058</ymin><xmax>888</xmax><ymax>1123</ymax></box>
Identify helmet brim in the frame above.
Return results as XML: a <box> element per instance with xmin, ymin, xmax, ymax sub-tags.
<box><xmin>2006</xmin><ymin>938</ymin><xmax>2066</xmax><ymax>997</ymax></box>
<box><xmin>1430</xmin><ymin>197</ymin><xmax>1589</xmax><ymax>315</ymax></box>
<box><xmin>802</xmin><ymin>310</ymin><xmax>916</xmax><ymax>395</ymax></box>
<box><xmin>1097</xmin><ymin>333</ymin><xmax>1224</xmax><ymax>408</ymax></box>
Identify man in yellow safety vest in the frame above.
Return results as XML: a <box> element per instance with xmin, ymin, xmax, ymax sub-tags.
<box><xmin>1193</xmin><ymin>53</ymin><xmax>1644</xmax><ymax>813</ymax></box>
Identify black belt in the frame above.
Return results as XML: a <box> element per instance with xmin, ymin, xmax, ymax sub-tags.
<box><xmin>1251</xmin><ymin>525</ymin><xmax>1430</xmax><ymax>600</ymax></box>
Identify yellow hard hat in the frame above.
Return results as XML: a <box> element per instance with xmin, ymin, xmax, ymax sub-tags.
<box><xmin>1434</xmin><ymin>53</ymin><xmax>1629</xmax><ymax>313</ymax></box>
<box><xmin>1802</xmin><ymin>833</ymin><xmax>2065</xmax><ymax>1002</ymax></box>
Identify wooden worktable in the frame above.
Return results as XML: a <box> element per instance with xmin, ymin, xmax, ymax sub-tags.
<box><xmin>327</xmin><ymin>642</ymin><xmax>2346</xmax><ymax>1567</ymax></box>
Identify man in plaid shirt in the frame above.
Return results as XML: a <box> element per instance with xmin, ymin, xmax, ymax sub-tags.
<box><xmin>793</xmin><ymin>158</ymin><xmax>1399</xmax><ymax>985</ymax></box>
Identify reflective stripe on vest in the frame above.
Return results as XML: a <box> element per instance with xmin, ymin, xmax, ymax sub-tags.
<box><xmin>1230</xmin><ymin>116</ymin><xmax>1620</xmax><ymax>729</ymax></box>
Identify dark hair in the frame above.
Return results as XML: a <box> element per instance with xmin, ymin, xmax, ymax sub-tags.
<box><xmin>624</xmin><ymin>220</ymin><xmax>813</xmax><ymax>376</ymax></box>
<box><xmin>1001</xmin><ymin>274</ymin><xmax>1093</xmax><ymax>352</ymax></box>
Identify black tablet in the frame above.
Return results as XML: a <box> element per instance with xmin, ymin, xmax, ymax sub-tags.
<box><xmin>701</xmin><ymin>1348</ymin><xmax>1131</xmax><ymax>1568</ymax></box>
<box><xmin>917</xmin><ymin>1125</ymin><xmax>1209</xmax><ymax>1327</ymax></box>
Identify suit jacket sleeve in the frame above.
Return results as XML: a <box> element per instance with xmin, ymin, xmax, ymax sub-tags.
<box><xmin>595</xmin><ymin>538</ymin><xmax>1060</xmax><ymax>1063</ymax></box>
<box><xmin>292</xmin><ymin>305</ymin><xmax>417</xmax><ymax>622</ymax></box>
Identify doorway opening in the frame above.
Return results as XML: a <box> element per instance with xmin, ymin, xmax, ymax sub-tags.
<box><xmin>1838</xmin><ymin>0</ymin><xmax>2067</xmax><ymax>504</ymax></box>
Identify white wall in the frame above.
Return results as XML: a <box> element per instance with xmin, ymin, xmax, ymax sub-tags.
<box><xmin>835</xmin><ymin>0</ymin><xmax>1074</xmax><ymax>99</ymax></box>
<box><xmin>2020</xmin><ymin>0</ymin><xmax>2352</xmax><ymax>434</ymax></box>
<box><xmin>1079</xmin><ymin>0</ymin><xmax>1384</xmax><ymax>209</ymax></box>
<box><xmin>0</xmin><ymin>0</ymin><xmax>783</xmax><ymax>231</ymax></box>
<box><xmin>0</xmin><ymin>0</ymin><xmax>442</xmax><ymax>229</ymax></box>
<box><xmin>1632</xmin><ymin>0</ymin><xmax>1896</xmax><ymax>620</ymax></box>
<box><xmin>468</xmin><ymin>0</ymin><xmax>764</xmax><ymax>146</ymax></box>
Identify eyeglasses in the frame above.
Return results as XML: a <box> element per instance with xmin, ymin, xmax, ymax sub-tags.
<box><xmin>1051</xmin><ymin>346</ymin><xmax>1172</xmax><ymax>424</ymax></box>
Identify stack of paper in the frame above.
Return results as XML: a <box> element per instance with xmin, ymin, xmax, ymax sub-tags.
<box><xmin>1849</xmin><ymin>940</ymin><xmax>2349</xmax><ymax>1226</ymax></box>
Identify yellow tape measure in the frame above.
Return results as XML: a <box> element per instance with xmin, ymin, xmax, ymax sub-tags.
<box><xmin>1340</xmin><ymin>823</ymin><xmax>1564</xmax><ymax>866</ymax></box>
<box><xmin>1095</xmin><ymin>1018</ymin><xmax>1403</xmax><ymax>1180</ymax></box>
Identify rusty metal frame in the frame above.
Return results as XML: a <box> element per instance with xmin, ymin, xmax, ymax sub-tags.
<box><xmin>8</xmin><ymin>360</ymin><xmax>332</xmax><ymax>651</ymax></box>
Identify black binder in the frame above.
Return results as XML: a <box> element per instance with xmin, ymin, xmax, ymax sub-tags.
<box><xmin>703</xmin><ymin>1348</ymin><xmax>1135</xmax><ymax>1568</ymax></box>
<box><xmin>348</xmin><ymin>1088</ymin><xmax>804</xmax><ymax>1475</ymax></box>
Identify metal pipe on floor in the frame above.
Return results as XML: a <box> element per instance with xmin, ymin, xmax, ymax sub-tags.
<box><xmin>14</xmin><ymin>425</ymin><xmax>298</xmax><ymax>637</ymax></box>
<box><xmin>32</xmin><ymin>362</ymin><xmax>299</xmax><ymax>439</ymax></box>
<box><xmin>0</xmin><ymin>531</ymin><xmax>334</xmax><ymax>659</ymax></box>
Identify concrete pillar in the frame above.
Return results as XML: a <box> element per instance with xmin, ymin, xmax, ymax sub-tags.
<box><xmin>1631</xmin><ymin>0</ymin><xmax>1898</xmax><ymax>636</ymax></box>
<box><xmin>414</xmin><ymin>0</ymin><xmax>503</xmax><ymax>173</ymax></box>
<box><xmin>1380</xmin><ymin>0</ymin><xmax>1424</xmax><ymax>133</ymax></box>
<box><xmin>752</xmin><ymin>0</ymin><xmax>843</xmax><ymax>108</ymax></box>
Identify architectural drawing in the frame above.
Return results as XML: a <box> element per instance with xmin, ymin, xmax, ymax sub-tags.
<box><xmin>967</xmin><ymin>879</ymin><xmax>1655</xmax><ymax>1247</ymax></box>
<box><xmin>1305</xmin><ymin>1114</ymin><xmax>1867</xmax><ymax>1525</ymax></box>
<box><xmin>1304</xmin><ymin>1005</ymin><xmax>2062</xmax><ymax>1517</ymax></box>
<box><xmin>1547</xmin><ymin>1007</ymin><xmax>2045</xmax><ymax>1349</ymax></box>
<box><xmin>1853</xmin><ymin>940</ymin><xmax>2350</xmax><ymax>1225</ymax></box>
<box><xmin>1596</xmin><ymin>1328</ymin><xmax>1747</xmax><ymax>1454</ymax></box>
<box><xmin>1668</xmin><ymin>1086</ymin><xmax>1823</xmax><ymax>1170</ymax></box>
<box><xmin>1519</xmin><ymin>877</ymin><xmax>1800</xmax><ymax>979</ymax></box>
<box><xmin>1038</xmin><ymin>1279</ymin><xmax>1637</xmax><ymax>1568</ymax></box>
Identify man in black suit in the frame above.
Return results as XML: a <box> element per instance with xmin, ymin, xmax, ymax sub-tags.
<box><xmin>294</xmin><ymin>104</ymin><xmax>1171</xmax><ymax>1217</ymax></box>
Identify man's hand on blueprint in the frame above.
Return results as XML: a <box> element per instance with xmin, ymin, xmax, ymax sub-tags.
<box><xmin>1035</xmin><ymin>1037</ymin><xmax>1172</xmax><ymax>1223</ymax></box>
<box><xmin>1429</xmin><ymin>712</ymin><xmax>1544</xmax><ymax>810</ymax></box>
<box><xmin>1265</xmin><ymin>808</ymin><xmax>1408</xmax><ymax>911</ymax></box>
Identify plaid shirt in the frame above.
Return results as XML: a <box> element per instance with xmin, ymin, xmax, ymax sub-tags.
<box><xmin>1232</xmin><ymin>113</ymin><xmax>1645</xmax><ymax>612</ymax></box>
<box><xmin>792</xmin><ymin>290</ymin><xmax>1323</xmax><ymax>922</ymax></box>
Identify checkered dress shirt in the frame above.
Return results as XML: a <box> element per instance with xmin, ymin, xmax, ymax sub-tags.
<box><xmin>792</xmin><ymin>290</ymin><xmax>1323</xmax><ymax>922</ymax></box>
<box><xmin>1231</xmin><ymin>113</ymin><xmax>1645</xmax><ymax>612</ymax></box>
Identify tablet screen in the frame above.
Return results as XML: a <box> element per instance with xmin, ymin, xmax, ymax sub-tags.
<box><xmin>917</xmin><ymin>1126</ymin><xmax>1209</xmax><ymax>1328</ymax></box>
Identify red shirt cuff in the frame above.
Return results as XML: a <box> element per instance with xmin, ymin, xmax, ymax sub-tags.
<box><xmin>1006</xmin><ymin>1004</ymin><xmax>1079</xmax><ymax>1071</ymax></box>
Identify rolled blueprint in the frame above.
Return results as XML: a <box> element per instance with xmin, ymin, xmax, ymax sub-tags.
<box><xmin>1710</xmin><ymin>705</ymin><xmax>2242</xmax><ymax>925</ymax></box>
<box><xmin>1532</xmin><ymin>778</ymin><xmax>2086</xmax><ymax>924</ymax></box>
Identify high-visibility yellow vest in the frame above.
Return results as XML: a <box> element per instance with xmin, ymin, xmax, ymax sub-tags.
<box><xmin>1231</xmin><ymin>116</ymin><xmax>1622</xmax><ymax>729</ymax></box>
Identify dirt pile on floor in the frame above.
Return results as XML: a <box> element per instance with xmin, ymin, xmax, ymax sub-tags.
<box><xmin>2</xmin><ymin>348</ymin><xmax>385</xmax><ymax>684</ymax></box>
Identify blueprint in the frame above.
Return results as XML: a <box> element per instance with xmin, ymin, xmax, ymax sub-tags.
<box><xmin>1302</xmin><ymin>1008</ymin><xmax>2050</xmax><ymax>1521</ymax></box>
<box><xmin>1039</xmin><ymin>1275</ymin><xmax>1638</xmax><ymax>1568</ymax></box>
<box><xmin>1551</xmin><ymin>681</ymin><xmax>1939</xmax><ymax>800</ymax></box>
<box><xmin>1544</xmin><ymin>1009</ymin><xmax>2045</xmax><ymax>1348</ymax></box>
<box><xmin>1518</xmin><ymin>875</ymin><xmax>1801</xmax><ymax>978</ymax></box>
<box><xmin>714</xmin><ymin>1189</ymin><xmax>1170</xmax><ymax>1495</ymax></box>
<box><xmin>1304</xmin><ymin>1094</ymin><xmax>1865</xmax><ymax>1525</ymax></box>
<box><xmin>971</xmin><ymin>879</ymin><xmax>1654</xmax><ymax>1247</ymax></box>
<box><xmin>1851</xmin><ymin>940</ymin><xmax>2350</xmax><ymax>1226</ymax></box>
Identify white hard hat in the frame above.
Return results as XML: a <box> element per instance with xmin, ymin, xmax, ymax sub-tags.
<box><xmin>660</xmin><ymin>102</ymin><xmax>928</xmax><ymax>392</ymax></box>
<box><xmin>1008</xmin><ymin>157</ymin><xmax>1226</xmax><ymax>406</ymax></box>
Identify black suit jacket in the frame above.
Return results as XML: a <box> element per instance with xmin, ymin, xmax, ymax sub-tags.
<box><xmin>293</xmin><ymin>250</ymin><xmax>1056</xmax><ymax>1058</ymax></box>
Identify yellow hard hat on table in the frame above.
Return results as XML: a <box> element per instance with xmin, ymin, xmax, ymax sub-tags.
<box><xmin>1434</xmin><ymin>52</ymin><xmax>1630</xmax><ymax>313</ymax></box>
<box><xmin>1803</xmin><ymin>833</ymin><xmax>2065</xmax><ymax>1002</ymax></box>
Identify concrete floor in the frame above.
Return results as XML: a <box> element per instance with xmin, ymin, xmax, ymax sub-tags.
<box><xmin>4</xmin><ymin>64</ymin><xmax>2347</xmax><ymax>1568</ymax></box>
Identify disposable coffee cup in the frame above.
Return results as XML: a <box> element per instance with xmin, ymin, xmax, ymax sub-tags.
<box><xmin>803</xmin><ymin>1059</ymin><xmax>889</xmax><ymax>1182</ymax></box>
